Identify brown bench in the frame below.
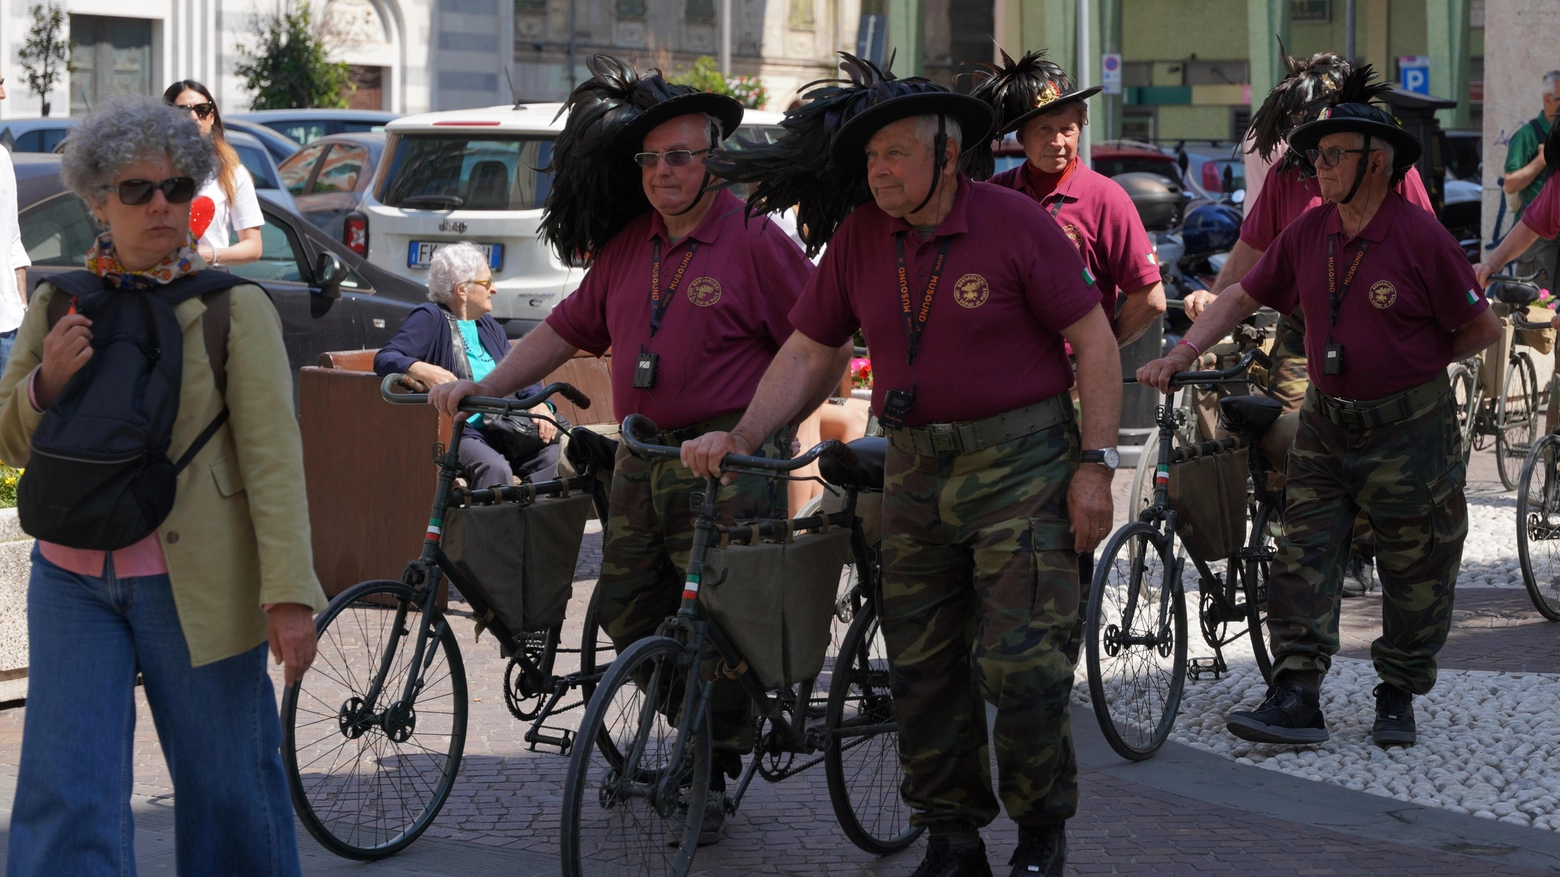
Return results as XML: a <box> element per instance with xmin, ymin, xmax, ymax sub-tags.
<box><xmin>299</xmin><ymin>349</ymin><xmax>614</xmax><ymax>598</ymax></box>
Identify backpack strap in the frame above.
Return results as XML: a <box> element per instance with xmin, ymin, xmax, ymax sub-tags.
<box><xmin>202</xmin><ymin>289</ymin><xmax>231</xmax><ymax>396</ymax></box>
<box><xmin>42</xmin><ymin>271</ymin><xmax>109</xmax><ymax>330</ymax></box>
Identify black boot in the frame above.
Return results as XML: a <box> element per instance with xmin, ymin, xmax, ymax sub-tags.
<box><xmin>1340</xmin><ymin>552</ymin><xmax>1374</xmax><ymax>597</ymax></box>
<box><xmin>1372</xmin><ymin>683</ymin><xmax>1416</xmax><ymax>747</ymax></box>
<box><xmin>910</xmin><ymin>835</ymin><xmax>993</xmax><ymax>877</ymax></box>
<box><xmin>1226</xmin><ymin>683</ymin><xmax>1329</xmax><ymax>744</ymax></box>
<box><xmin>1009</xmin><ymin>823</ymin><xmax>1066</xmax><ymax>877</ymax></box>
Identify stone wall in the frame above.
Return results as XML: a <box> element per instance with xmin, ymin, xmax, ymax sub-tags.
<box><xmin>0</xmin><ymin>510</ymin><xmax>29</xmax><ymax>704</ymax></box>
<box><xmin>1480</xmin><ymin>1</ymin><xmax>1560</xmax><ymax>245</ymax></box>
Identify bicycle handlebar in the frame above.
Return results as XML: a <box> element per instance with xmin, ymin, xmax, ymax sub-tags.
<box><xmin>620</xmin><ymin>413</ymin><xmax>858</xmax><ymax>473</ymax></box>
<box><xmin>1124</xmin><ymin>347</ymin><xmax>1268</xmax><ymax>387</ymax></box>
<box><xmin>380</xmin><ymin>374</ymin><xmax>592</xmax><ymax>414</ymax></box>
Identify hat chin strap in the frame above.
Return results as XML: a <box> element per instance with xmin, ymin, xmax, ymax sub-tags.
<box><xmin>908</xmin><ymin>114</ymin><xmax>949</xmax><ymax>217</ymax></box>
<box><xmin>666</xmin><ymin>169</ymin><xmax>715</xmax><ymax>217</ymax></box>
<box><xmin>1339</xmin><ymin>133</ymin><xmax>1370</xmax><ymax>206</ymax></box>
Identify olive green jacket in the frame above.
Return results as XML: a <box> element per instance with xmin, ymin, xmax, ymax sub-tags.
<box><xmin>0</xmin><ymin>281</ymin><xmax>327</xmax><ymax>667</ymax></box>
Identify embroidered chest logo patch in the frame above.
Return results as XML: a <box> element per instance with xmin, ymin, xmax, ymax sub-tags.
<box><xmin>687</xmin><ymin>276</ymin><xmax>722</xmax><ymax>307</ymax></box>
<box><xmin>954</xmin><ymin>274</ymin><xmax>990</xmax><ymax>309</ymax></box>
<box><xmin>1062</xmin><ymin>223</ymin><xmax>1083</xmax><ymax>251</ymax></box>
<box><xmin>1368</xmin><ymin>280</ymin><xmax>1397</xmax><ymax>309</ymax></box>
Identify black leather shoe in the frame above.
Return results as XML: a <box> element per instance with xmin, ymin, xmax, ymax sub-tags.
<box><xmin>1009</xmin><ymin>824</ymin><xmax>1066</xmax><ymax>877</ymax></box>
<box><xmin>1226</xmin><ymin>684</ymin><xmax>1330</xmax><ymax>744</ymax></box>
<box><xmin>910</xmin><ymin>836</ymin><xmax>993</xmax><ymax>877</ymax></box>
<box><xmin>1372</xmin><ymin>683</ymin><xmax>1416</xmax><ymax>747</ymax></box>
<box><xmin>1341</xmin><ymin>553</ymin><xmax>1374</xmax><ymax>597</ymax></box>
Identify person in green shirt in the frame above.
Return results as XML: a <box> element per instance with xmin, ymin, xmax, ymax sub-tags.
<box><xmin>1503</xmin><ymin>70</ymin><xmax>1560</xmax><ymax>283</ymax></box>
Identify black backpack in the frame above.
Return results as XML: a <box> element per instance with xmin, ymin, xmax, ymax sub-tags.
<box><xmin>17</xmin><ymin>270</ymin><xmax>248</xmax><ymax>550</ymax></box>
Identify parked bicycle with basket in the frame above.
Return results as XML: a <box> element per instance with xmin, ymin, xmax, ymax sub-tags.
<box><xmin>280</xmin><ymin>376</ymin><xmax>619</xmax><ymax>859</ymax></box>
<box><xmin>561</xmin><ymin>415</ymin><xmax>914</xmax><ymax>877</ymax></box>
<box><xmin>1445</xmin><ymin>280</ymin><xmax>1544</xmax><ymax>488</ymax></box>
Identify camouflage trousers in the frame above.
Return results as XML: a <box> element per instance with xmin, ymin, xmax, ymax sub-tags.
<box><xmin>1268</xmin><ymin>380</ymin><xmax>1467</xmax><ymax>695</ymax></box>
<box><xmin>595</xmin><ymin>427</ymin><xmax>788</xmax><ymax>764</ymax></box>
<box><xmin>880</xmin><ymin>420</ymin><xmax>1081</xmax><ymax>831</ymax></box>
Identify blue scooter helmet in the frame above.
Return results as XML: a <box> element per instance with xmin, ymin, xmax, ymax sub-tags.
<box><xmin>1182</xmin><ymin>202</ymin><xmax>1243</xmax><ymax>258</ymax></box>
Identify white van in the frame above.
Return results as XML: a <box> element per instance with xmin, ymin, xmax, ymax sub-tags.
<box><xmin>353</xmin><ymin>103</ymin><xmax>785</xmax><ymax>336</ymax></box>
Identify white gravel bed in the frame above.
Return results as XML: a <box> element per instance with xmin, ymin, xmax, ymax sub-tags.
<box><xmin>1461</xmin><ymin>494</ymin><xmax>1527</xmax><ymax>588</ymax></box>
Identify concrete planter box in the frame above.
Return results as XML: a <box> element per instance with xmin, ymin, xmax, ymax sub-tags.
<box><xmin>0</xmin><ymin>507</ymin><xmax>31</xmax><ymax>703</ymax></box>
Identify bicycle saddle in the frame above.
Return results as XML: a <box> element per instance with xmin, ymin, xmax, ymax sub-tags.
<box><xmin>819</xmin><ymin>437</ymin><xmax>886</xmax><ymax>490</ymax></box>
<box><xmin>1218</xmin><ymin>395</ymin><xmax>1283</xmax><ymax>433</ymax></box>
<box><xmin>1492</xmin><ymin>281</ymin><xmax>1541</xmax><ymax>307</ymax></box>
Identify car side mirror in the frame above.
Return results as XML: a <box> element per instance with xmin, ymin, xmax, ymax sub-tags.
<box><xmin>313</xmin><ymin>251</ymin><xmax>347</xmax><ymax>299</ymax></box>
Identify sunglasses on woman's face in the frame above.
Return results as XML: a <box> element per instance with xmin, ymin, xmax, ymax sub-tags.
<box><xmin>464</xmin><ymin>278</ymin><xmax>493</xmax><ymax>289</ymax></box>
<box><xmin>107</xmin><ymin>177</ymin><xmax>198</xmax><ymax>206</ymax></box>
<box><xmin>179</xmin><ymin>102</ymin><xmax>216</xmax><ymax>120</ymax></box>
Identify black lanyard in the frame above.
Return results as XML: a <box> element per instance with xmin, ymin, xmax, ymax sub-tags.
<box><xmin>1045</xmin><ymin>194</ymin><xmax>1066</xmax><ymax>218</ymax></box>
<box><xmin>649</xmin><ymin>238</ymin><xmax>700</xmax><ymax>336</ymax></box>
<box><xmin>1325</xmin><ymin>233</ymin><xmax>1370</xmax><ymax>328</ymax></box>
<box><xmin>895</xmin><ymin>233</ymin><xmax>954</xmax><ymax>366</ymax></box>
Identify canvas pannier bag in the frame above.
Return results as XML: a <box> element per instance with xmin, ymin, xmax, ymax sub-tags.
<box><xmin>1167</xmin><ymin>450</ymin><xmax>1248</xmax><ymax>562</ymax></box>
<box><xmin>701</xmin><ymin>526</ymin><xmax>854</xmax><ymax>690</ymax></box>
<box><xmin>1518</xmin><ymin>305</ymin><xmax>1557</xmax><ymax>355</ymax></box>
<box><xmin>442</xmin><ymin>491</ymin><xmax>594</xmax><ymax>648</ymax></box>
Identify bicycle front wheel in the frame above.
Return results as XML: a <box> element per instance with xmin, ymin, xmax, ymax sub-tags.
<box><xmin>1086</xmin><ymin>522</ymin><xmax>1186</xmax><ymax>761</ymax></box>
<box><xmin>824</xmin><ymin>598</ymin><xmax>921</xmax><ymax>855</ymax></box>
<box><xmin>281</xmin><ymin>579</ymin><xmax>467</xmax><ymax>860</ymax></box>
<box><xmin>1499</xmin><ymin>352</ymin><xmax>1540</xmax><ymax>491</ymax></box>
<box><xmin>1518</xmin><ymin>434</ymin><xmax>1560</xmax><ymax>621</ymax></box>
<box><xmin>1448</xmin><ymin>361</ymin><xmax>1479</xmax><ymax>462</ymax></box>
<box><xmin>1242</xmin><ymin>504</ymin><xmax>1277</xmax><ymax>685</ymax></box>
<box><xmin>561</xmin><ymin>635</ymin><xmax>710</xmax><ymax>877</ymax></box>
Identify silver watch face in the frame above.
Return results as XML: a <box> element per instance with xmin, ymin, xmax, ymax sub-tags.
<box><xmin>1102</xmin><ymin>448</ymin><xmax>1121</xmax><ymax>470</ymax></box>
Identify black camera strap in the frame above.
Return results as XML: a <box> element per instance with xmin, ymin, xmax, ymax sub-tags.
<box><xmin>895</xmin><ymin>233</ymin><xmax>953</xmax><ymax>366</ymax></box>
<box><xmin>1325</xmin><ymin>232</ymin><xmax>1371</xmax><ymax>328</ymax></box>
<box><xmin>649</xmin><ymin>238</ymin><xmax>700</xmax><ymax>337</ymax></box>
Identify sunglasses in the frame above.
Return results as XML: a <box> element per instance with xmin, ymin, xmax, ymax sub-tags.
<box><xmin>463</xmin><ymin>278</ymin><xmax>493</xmax><ymax>289</ymax></box>
<box><xmin>632</xmin><ymin>148</ymin><xmax>710</xmax><ymax>169</ymax></box>
<box><xmin>107</xmin><ymin>177</ymin><xmax>198</xmax><ymax>206</ymax></box>
<box><xmin>179</xmin><ymin>102</ymin><xmax>216</xmax><ymax>120</ymax></box>
<box><xmin>1305</xmin><ymin>146</ymin><xmax>1370</xmax><ymax>169</ymax></box>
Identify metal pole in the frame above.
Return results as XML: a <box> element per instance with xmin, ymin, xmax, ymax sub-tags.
<box><xmin>1345</xmin><ymin>0</ymin><xmax>1357</xmax><ymax>63</ymax></box>
<box><xmin>568</xmin><ymin>0</ymin><xmax>578</xmax><ymax>88</ymax></box>
<box><xmin>1077</xmin><ymin>0</ymin><xmax>1091</xmax><ymax>166</ymax></box>
<box><xmin>719</xmin><ymin>0</ymin><xmax>732</xmax><ymax>76</ymax></box>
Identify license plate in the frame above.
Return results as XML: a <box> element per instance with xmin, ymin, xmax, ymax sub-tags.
<box><xmin>408</xmin><ymin>241</ymin><xmax>504</xmax><ymax>270</ymax></box>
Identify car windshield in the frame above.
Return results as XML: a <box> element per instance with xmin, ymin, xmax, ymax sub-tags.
<box><xmin>234</xmin><ymin>144</ymin><xmax>279</xmax><ymax>189</ymax></box>
<box><xmin>379</xmin><ymin>134</ymin><xmax>554</xmax><ymax>211</ymax></box>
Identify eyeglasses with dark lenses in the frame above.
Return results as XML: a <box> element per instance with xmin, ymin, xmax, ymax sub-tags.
<box><xmin>180</xmin><ymin>102</ymin><xmax>216</xmax><ymax>120</ymax></box>
<box><xmin>632</xmin><ymin>147</ymin><xmax>711</xmax><ymax>169</ymax></box>
<box><xmin>108</xmin><ymin>177</ymin><xmax>198</xmax><ymax>206</ymax></box>
<box><xmin>1305</xmin><ymin>146</ymin><xmax>1370</xmax><ymax>169</ymax></box>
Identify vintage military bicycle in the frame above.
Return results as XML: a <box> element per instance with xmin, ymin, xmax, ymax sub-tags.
<box><xmin>1087</xmin><ymin>349</ymin><xmax>1290</xmax><ymax>761</ymax></box>
<box><xmin>1447</xmin><ymin>278</ymin><xmax>1544</xmax><ymax>489</ymax></box>
<box><xmin>280</xmin><ymin>376</ymin><xmax>620</xmax><ymax>859</ymax></box>
<box><xmin>560</xmin><ymin>415</ymin><xmax>913</xmax><ymax>877</ymax></box>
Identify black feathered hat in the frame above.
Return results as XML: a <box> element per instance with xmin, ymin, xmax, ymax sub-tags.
<box><xmin>538</xmin><ymin>54</ymin><xmax>745</xmax><ymax>262</ymax></box>
<box><xmin>1247</xmin><ymin>49</ymin><xmax>1351</xmax><ymax>171</ymax></box>
<box><xmin>705</xmin><ymin>53</ymin><xmax>993</xmax><ymax>256</ymax></box>
<box><xmin>961</xmin><ymin>48</ymin><xmax>1100</xmax><ymax>180</ymax></box>
<box><xmin>1286</xmin><ymin>66</ymin><xmax>1419</xmax><ymax>204</ymax></box>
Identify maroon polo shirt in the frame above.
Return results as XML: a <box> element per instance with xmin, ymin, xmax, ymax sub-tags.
<box><xmin>790</xmin><ymin>176</ymin><xmax>1100</xmax><ymax>426</ymax></box>
<box><xmin>546</xmin><ymin>189</ymin><xmax>812</xmax><ymax>430</ymax></box>
<box><xmin>990</xmin><ymin>160</ymin><xmax>1161</xmax><ymax>315</ymax></box>
<box><xmin>1240</xmin><ymin>191</ymin><xmax>1485</xmax><ymax>400</ymax></box>
<box><xmin>1520</xmin><ymin>174</ymin><xmax>1560</xmax><ymax>238</ymax></box>
<box><xmin>1241</xmin><ymin>162</ymin><xmax>1435</xmax><ymax>251</ymax></box>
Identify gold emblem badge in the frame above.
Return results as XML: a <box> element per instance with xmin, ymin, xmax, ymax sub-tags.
<box><xmin>1368</xmin><ymin>280</ymin><xmax>1397</xmax><ymax>309</ymax></box>
<box><xmin>1034</xmin><ymin>81</ymin><xmax>1060</xmax><ymax>108</ymax></box>
<box><xmin>687</xmin><ymin>276</ymin><xmax>721</xmax><ymax>307</ymax></box>
<box><xmin>953</xmin><ymin>274</ymin><xmax>990</xmax><ymax>309</ymax></box>
<box><xmin>1062</xmin><ymin>223</ymin><xmax>1083</xmax><ymax>251</ymax></box>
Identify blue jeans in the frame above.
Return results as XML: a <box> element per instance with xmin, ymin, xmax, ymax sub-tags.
<box><xmin>0</xmin><ymin>328</ymin><xmax>16</xmax><ymax>368</ymax></box>
<box><xmin>7</xmin><ymin>548</ymin><xmax>302</xmax><ymax>877</ymax></box>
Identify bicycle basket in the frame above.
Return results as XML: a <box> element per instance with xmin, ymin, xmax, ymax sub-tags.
<box><xmin>442</xmin><ymin>491</ymin><xmax>595</xmax><ymax>648</ymax></box>
<box><xmin>1167</xmin><ymin>449</ymin><xmax>1248</xmax><ymax>562</ymax></box>
<box><xmin>1518</xmin><ymin>306</ymin><xmax>1557</xmax><ymax>355</ymax></box>
<box><xmin>701</xmin><ymin>526</ymin><xmax>854</xmax><ymax>690</ymax></box>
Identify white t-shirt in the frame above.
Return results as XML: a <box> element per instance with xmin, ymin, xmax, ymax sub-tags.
<box><xmin>194</xmin><ymin>166</ymin><xmax>263</xmax><ymax>254</ymax></box>
<box><xmin>0</xmin><ymin>146</ymin><xmax>32</xmax><ymax>334</ymax></box>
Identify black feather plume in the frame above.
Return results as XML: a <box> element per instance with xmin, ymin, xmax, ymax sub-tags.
<box><xmin>960</xmin><ymin>48</ymin><xmax>1074</xmax><ymax>180</ymax></box>
<box><xmin>705</xmin><ymin>52</ymin><xmax>941</xmax><ymax>256</ymax></box>
<box><xmin>539</xmin><ymin>55</ymin><xmax>690</xmax><ymax>262</ymax></box>
<box><xmin>1248</xmin><ymin>51</ymin><xmax>1351</xmax><ymax>163</ymax></box>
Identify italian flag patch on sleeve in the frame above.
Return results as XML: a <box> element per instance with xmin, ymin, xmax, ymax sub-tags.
<box><xmin>1465</xmin><ymin>288</ymin><xmax>1481</xmax><ymax>306</ymax></box>
<box><xmin>1082</xmin><ymin>267</ymin><xmax>1096</xmax><ymax>286</ymax></box>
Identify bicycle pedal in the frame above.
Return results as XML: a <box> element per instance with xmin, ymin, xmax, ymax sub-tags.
<box><xmin>1187</xmin><ymin>657</ymin><xmax>1226</xmax><ymax>681</ymax></box>
<box><xmin>524</xmin><ymin>726</ymin><xmax>575</xmax><ymax>755</ymax></box>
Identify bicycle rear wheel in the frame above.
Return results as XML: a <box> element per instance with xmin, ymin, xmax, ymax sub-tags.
<box><xmin>1448</xmin><ymin>361</ymin><xmax>1479</xmax><ymax>462</ymax></box>
<box><xmin>1242</xmin><ymin>504</ymin><xmax>1277</xmax><ymax>685</ymax></box>
<box><xmin>1499</xmin><ymin>352</ymin><xmax>1539</xmax><ymax>491</ymax></box>
<box><xmin>282</xmin><ymin>580</ymin><xmax>467</xmax><ymax>859</ymax></box>
<box><xmin>1518</xmin><ymin>434</ymin><xmax>1560</xmax><ymax>621</ymax></box>
<box><xmin>561</xmin><ymin>635</ymin><xmax>710</xmax><ymax>877</ymax></box>
<box><xmin>824</xmin><ymin>598</ymin><xmax>921</xmax><ymax>855</ymax></box>
<box><xmin>1086</xmin><ymin>522</ymin><xmax>1186</xmax><ymax>761</ymax></box>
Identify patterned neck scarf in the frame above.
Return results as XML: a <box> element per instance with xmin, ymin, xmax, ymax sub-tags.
<box><xmin>85</xmin><ymin>232</ymin><xmax>203</xmax><ymax>290</ymax></box>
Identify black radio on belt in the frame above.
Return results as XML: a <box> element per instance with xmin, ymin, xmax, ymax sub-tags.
<box><xmin>633</xmin><ymin>349</ymin><xmax>659</xmax><ymax>389</ymax></box>
<box><xmin>879</xmin><ymin>387</ymin><xmax>916</xmax><ymax>430</ymax></box>
<box><xmin>1323</xmin><ymin>342</ymin><xmax>1343</xmax><ymax>376</ymax></box>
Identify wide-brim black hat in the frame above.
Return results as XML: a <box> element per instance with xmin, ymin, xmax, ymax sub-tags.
<box><xmin>613</xmin><ymin>91</ymin><xmax>745</xmax><ymax>154</ymax></box>
<box><xmin>829</xmin><ymin>92</ymin><xmax>995</xmax><ymax>172</ymax></box>
<box><xmin>1287</xmin><ymin>102</ymin><xmax>1421</xmax><ymax>172</ymax></box>
<box><xmin>999</xmin><ymin>84</ymin><xmax>1102</xmax><ymax>135</ymax></box>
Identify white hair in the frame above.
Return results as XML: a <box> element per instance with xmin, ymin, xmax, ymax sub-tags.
<box><xmin>1545</xmin><ymin>70</ymin><xmax>1560</xmax><ymax>96</ymax></box>
<box><xmin>913</xmin><ymin>114</ymin><xmax>964</xmax><ymax>153</ymax></box>
<box><xmin>1349</xmin><ymin>131</ymin><xmax>1395</xmax><ymax>175</ymax></box>
<box><xmin>426</xmin><ymin>242</ymin><xmax>490</xmax><ymax>305</ymax></box>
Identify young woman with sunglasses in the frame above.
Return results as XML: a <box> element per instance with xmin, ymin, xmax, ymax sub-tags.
<box><xmin>163</xmin><ymin>80</ymin><xmax>263</xmax><ymax>268</ymax></box>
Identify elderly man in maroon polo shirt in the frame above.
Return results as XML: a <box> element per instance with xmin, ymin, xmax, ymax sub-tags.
<box><xmin>963</xmin><ymin>49</ymin><xmax>1166</xmax><ymax>346</ymax></box>
<box><xmin>1141</xmin><ymin>98</ymin><xmax>1500</xmax><ymax>749</ymax></box>
<box><xmin>691</xmin><ymin>56</ymin><xmax>1120</xmax><ymax>877</ymax></box>
<box><xmin>427</xmin><ymin>55</ymin><xmax>825</xmax><ymax>844</ymax></box>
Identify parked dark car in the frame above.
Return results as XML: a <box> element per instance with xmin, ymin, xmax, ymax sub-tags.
<box><xmin>0</xmin><ymin>119</ymin><xmax>78</xmax><ymax>153</ymax></box>
<box><xmin>275</xmin><ymin>132</ymin><xmax>385</xmax><ymax>242</ymax></box>
<box><xmin>223</xmin><ymin>117</ymin><xmax>305</xmax><ymax>166</ymax></box>
<box><xmin>13</xmin><ymin>153</ymin><xmax>426</xmax><ymax>391</ymax></box>
<box><xmin>228</xmin><ymin>110</ymin><xmax>397</xmax><ymax>146</ymax></box>
<box><xmin>991</xmin><ymin>136</ymin><xmax>1183</xmax><ymax>185</ymax></box>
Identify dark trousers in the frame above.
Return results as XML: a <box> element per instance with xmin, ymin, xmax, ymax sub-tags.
<box><xmin>458</xmin><ymin>422</ymin><xmax>560</xmax><ymax>488</ymax></box>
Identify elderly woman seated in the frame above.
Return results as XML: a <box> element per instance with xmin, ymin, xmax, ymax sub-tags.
<box><xmin>374</xmin><ymin>242</ymin><xmax>560</xmax><ymax>486</ymax></box>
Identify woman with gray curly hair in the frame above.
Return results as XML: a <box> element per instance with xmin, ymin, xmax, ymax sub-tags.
<box><xmin>1</xmin><ymin>94</ymin><xmax>324</xmax><ymax>875</ymax></box>
<box><xmin>374</xmin><ymin>241</ymin><xmax>560</xmax><ymax>486</ymax></box>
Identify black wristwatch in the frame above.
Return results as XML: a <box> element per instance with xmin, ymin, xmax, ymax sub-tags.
<box><xmin>1081</xmin><ymin>448</ymin><xmax>1121</xmax><ymax>471</ymax></box>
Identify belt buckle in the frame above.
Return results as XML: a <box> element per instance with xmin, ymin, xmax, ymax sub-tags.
<box><xmin>926</xmin><ymin>422</ymin><xmax>957</xmax><ymax>453</ymax></box>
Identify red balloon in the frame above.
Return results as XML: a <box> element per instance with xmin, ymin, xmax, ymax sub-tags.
<box><xmin>189</xmin><ymin>195</ymin><xmax>215</xmax><ymax>239</ymax></box>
